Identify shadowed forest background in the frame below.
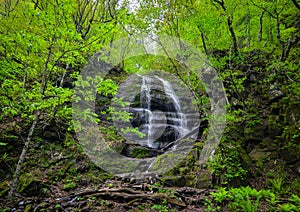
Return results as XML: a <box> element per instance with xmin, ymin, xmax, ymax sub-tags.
<box><xmin>0</xmin><ymin>0</ymin><xmax>299</xmax><ymax>211</ymax></box>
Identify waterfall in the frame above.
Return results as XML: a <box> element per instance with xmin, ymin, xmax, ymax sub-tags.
<box><xmin>156</xmin><ymin>76</ymin><xmax>181</xmax><ymax>112</ymax></box>
<box><xmin>140</xmin><ymin>76</ymin><xmax>153</xmax><ymax>147</ymax></box>
<box><xmin>130</xmin><ymin>74</ymin><xmax>190</xmax><ymax>149</ymax></box>
<box><xmin>156</xmin><ymin>76</ymin><xmax>188</xmax><ymax>135</ymax></box>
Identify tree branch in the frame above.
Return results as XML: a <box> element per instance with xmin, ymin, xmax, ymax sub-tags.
<box><xmin>291</xmin><ymin>0</ymin><xmax>300</xmax><ymax>10</ymax></box>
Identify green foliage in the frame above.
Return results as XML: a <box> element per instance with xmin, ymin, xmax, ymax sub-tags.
<box><xmin>211</xmin><ymin>187</ymin><xmax>228</xmax><ymax>203</ymax></box>
<box><xmin>269</xmin><ymin>176</ymin><xmax>285</xmax><ymax>194</ymax></box>
<box><xmin>209</xmin><ymin>143</ymin><xmax>247</xmax><ymax>185</ymax></box>
<box><xmin>62</xmin><ymin>179</ymin><xmax>77</xmax><ymax>191</ymax></box>
<box><xmin>227</xmin><ymin>187</ymin><xmax>276</xmax><ymax>211</ymax></box>
<box><xmin>97</xmin><ymin>79</ymin><xmax>118</xmax><ymax>97</ymax></box>
<box><xmin>100</xmin><ymin>98</ymin><xmax>146</xmax><ymax>139</ymax></box>
<box><xmin>279</xmin><ymin>194</ymin><xmax>300</xmax><ymax>211</ymax></box>
<box><xmin>208</xmin><ymin>187</ymin><xmax>277</xmax><ymax>212</ymax></box>
<box><xmin>0</xmin><ymin>0</ymin><xmax>119</xmax><ymax>135</ymax></box>
<box><xmin>279</xmin><ymin>203</ymin><xmax>298</xmax><ymax>211</ymax></box>
<box><xmin>151</xmin><ymin>199</ymin><xmax>169</xmax><ymax>212</ymax></box>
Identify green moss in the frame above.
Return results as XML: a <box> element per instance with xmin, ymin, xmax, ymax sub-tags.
<box><xmin>0</xmin><ymin>181</ymin><xmax>9</xmax><ymax>197</ymax></box>
<box><xmin>161</xmin><ymin>175</ymin><xmax>185</xmax><ymax>187</ymax></box>
<box><xmin>132</xmin><ymin>148</ymin><xmax>149</xmax><ymax>158</ymax></box>
<box><xmin>150</xmin><ymin>153</ymin><xmax>179</xmax><ymax>172</ymax></box>
<box><xmin>179</xmin><ymin>167</ymin><xmax>189</xmax><ymax>175</ymax></box>
<box><xmin>24</xmin><ymin>204</ymin><xmax>32</xmax><ymax>212</ymax></box>
<box><xmin>17</xmin><ymin>173</ymin><xmax>50</xmax><ymax>196</ymax></box>
<box><xmin>63</xmin><ymin>179</ymin><xmax>77</xmax><ymax>191</ymax></box>
<box><xmin>17</xmin><ymin>173</ymin><xmax>34</xmax><ymax>193</ymax></box>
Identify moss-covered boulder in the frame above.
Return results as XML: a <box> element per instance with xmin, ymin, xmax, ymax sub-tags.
<box><xmin>185</xmin><ymin>170</ymin><xmax>212</xmax><ymax>189</ymax></box>
<box><xmin>121</xmin><ymin>143</ymin><xmax>163</xmax><ymax>158</ymax></box>
<box><xmin>161</xmin><ymin>175</ymin><xmax>186</xmax><ymax>187</ymax></box>
<box><xmin>17</xmin><ymin>173</ymin><xmax>50</xmax><ymax>197</ymax></box>
<box><xmin>244</xmin><ymin>119</ymin><xmax>265</xmax><ymax>141</ymax></box>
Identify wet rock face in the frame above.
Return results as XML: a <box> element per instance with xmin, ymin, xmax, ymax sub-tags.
<box><xmin>113</xmin><ymin>73</ymin><xmax>200</xmax><ymax>158</ymax></box>
<box><xmin>131</xmin><ymin>90</ymin><xmax>179</xmax><ymax>113</ymax></box>
<box><xmin>130</xmin><ymin>89</ymin><xmax>182</xmax><ymax>149</ymax></box>
<box><xmin>125</xmin><ymin>74</ymin><xmax>197</xmax><ymax>150</ymax></box>
<box><xmin>122</xmin><ymin>89</ymin><xmax>185</xmax><ymax>155</ymax></box>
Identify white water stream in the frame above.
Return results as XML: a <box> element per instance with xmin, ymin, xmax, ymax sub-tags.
<box><xmin>131</xmin><ymin>74</ymin><xmax>190</xmax><ymax>149</ymax></box>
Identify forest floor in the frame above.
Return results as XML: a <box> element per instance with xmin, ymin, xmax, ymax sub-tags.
<box><xmin>3</xmin><ymin>179</ymin><xmax>216</xmax><ymax>211</ymax></box>
<box><xmin>0</xmin><ymin>138</ymin><xmax>213</xmax><ymax>211</ymax></box>
<box><xmin>1</xmin><ymin>136</ymin><xmax>299</xmax><ymax>211</ymax></box>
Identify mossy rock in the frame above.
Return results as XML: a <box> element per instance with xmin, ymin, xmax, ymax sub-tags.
<box><xmin>244</xmin><ymin>121</ymin><xmax>265</xmax><ymax>141</ymax></box>
<box><xmin>260</xmin><ymin>137</ymin><xmax>276</xmax><ymax>151</ymax></box>
<box><xmin>179</xmin><ymin>167</ymin><xmax>189</xmax><ymax>175</ymax></box>
<box><xmin>280</xmin><ymin>148</ymin><xmax>300</xmax><ymax>165</ymax></box>
<box><xmin>122</xmin><ymin>144</ymin><xmax>163</xmax><ymax>158</ymax></box>
<box><xmin>132</xmin><ymin>148</ymin><xmax>150</xmax><ymax>158</ymax></box>
<box><xmin>249</xmin><ymin>148</ymin><xmax>271</xmax><ymax>163</ymax></box>
<box><xmin>17</xmin><ymin>173</ymin><xmax>50</xmax><ymax>197</ymax></box>
<box><xmin>161</xmin><ymin>175</ymin><xmax>186</xmax><ymax>187</ymax></box>
<box><xmin>268</xmin><ymin>115</ymin><xmax>284</xmax><ymax>138</ymax></box>
<box><xmin>150</xmin><ymin>153</ymin><xmax>181</xmax><ymax>172</ymax></box>
<box><xmin>238</xmin><ymin>146</ymin><xmax>253</xmax><ymax>170</ymax></box>
<box><xmin>185</xmin><ymin>170</ymin><xmax>212</xmax><ymax>189</ymax></box>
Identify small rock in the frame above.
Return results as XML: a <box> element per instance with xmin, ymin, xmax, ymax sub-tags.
<box><xmin>249</xmin><ymin>148</ymin><xmax>271</xmax><ymax>162</ymax></box>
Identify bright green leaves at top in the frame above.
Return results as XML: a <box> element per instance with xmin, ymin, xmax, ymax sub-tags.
<box><xmin>0</xmin><ymin>0</ymin><xmax>122</xmax><ymax>133</ymax></box>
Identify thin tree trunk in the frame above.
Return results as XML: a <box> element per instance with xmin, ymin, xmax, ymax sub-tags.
<box><xmin>8</xmin><ymin>45</ymin><xmax>52</xmax><ymax>203</ymax></box>
<box><xmin>51</xmin><ymin>65</ymin><xmax>68</xmax><ymax>116</ymax></box>
<box><xmin>291</xmin><ymin>0</ymin><xmax>300</xmax><ymax>10</ymax></box>
<box><xmin>198</xmin><ymin>26</ymin><xmax>209</xmax><ymax>56</ymax></box>
<box><xmin>258</xmin><ymin>11</ymin><xmax>265</xmax><ymax>42</ymax></box>
<box><xmin>244</xmin><ymin>3</ymin><xmax>251</xmax><ymax>48</ymax></box>
<box><xmin>201</xmin><ymin>31</ymin><xmax>209</xmax><ymax>55</ymax></box>
<box><xmin>275</xmin><ymin>15</ymin><xmax>286</xmax><ymax>62</ymax></box>
<box><xmin>8</xmin><ymin>111</ymin><xmax>40</xmax><ymax>202</ymax></box>
<box><xmin>281</xmin><ymin>36</ymin><xmax>300</xmax><ymax>62</ymax></box>
<box><xmin>227</xmin><ymin>17</ymin><xmax>238</xmax><ymax>53</ymax></box>
<box><xmin>213</xmin><ymin>0</ymin><xmax>238</xmax><ymax>54</ymax></box>
<box><xmin>246</xmin><ymin>14</ymin><xmax>251</xmax><ymax>47</ymax></box>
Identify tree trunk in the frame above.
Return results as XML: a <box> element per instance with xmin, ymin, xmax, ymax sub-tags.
<box><xmin>213</xmin><ymin>0</ymin><xmax>238</xmax><ymax>54</ymax></box>
<box><xmin>291</xmin><ymin>0</ymin><xmax>300</xmax><ymax>10</ymax></box>
<box><xmin>8</xmin><ymin>46</ymin><xmax>52</xmax><ymax>203</ymax></box>
<box><xmin>8</xmin><ymin>111</ymin><xmax>40</xmax><ymax>202</ymax></box>
<box><xmin>266</xmin><ymin>14</ymin><xmax>274</xmax><ymax>43</ymax></box>
<box><xmin>281</xmin><ymin>36</ymin><xmax>300</xmax><ymax>62</ymax></box>
<box><xmin>198</xmin><ymin>26</ymin><xmax>209</xmax><ymax>56</ymax></box>
<box><xmin>246</xmin><ymin>13</ymin><xmax>251</xmax><ymax>47</ymax></box>
<box><xmin>258</xmin><ymin>11</ymin><xmax>265</xmax><ymax>42</ymax></box>
<box><xmin>227</xmin><ymin>17</ymin><xmax>238</xmax><ymax>54</ymax></box>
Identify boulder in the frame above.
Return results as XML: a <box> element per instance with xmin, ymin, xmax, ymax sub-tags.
<box><xmin>280</xmin><ymin>148</ymin><xmax>299</xmax><ymax>165</ymax></box>
<box><xmin>121</xmin><ymin>143</ymin><xmax>163</xmax><ymax>158</ymax></box>
<box><xmin>17</xmin><ymin>174</ymin><xmax>50</xmax><ymax>197</ymax></box>
<box><xmin>162</xmin><ymin>175</ymin><xmax>186</xmax><ymax>187</ymax></box>
<box><xmin>249</xmin><ymin>148</ymin><xmax>271</xmax><ymax>162</ymax></box>
<box><xmin>185</xmin><ymin>170</ymin><xmax>213</xmax><ymax>189</ymax></box>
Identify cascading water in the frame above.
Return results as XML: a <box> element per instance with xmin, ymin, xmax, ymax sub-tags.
<box><xmin>156</xmin><ymin>76</ymin><xmax>188</xmax><ymax>134</ymax></box>
<box><xmin>139</xmin><ymin>75</ymin><xmax>153</xmax><ymax>147</ymax></box>
<box><xmin>130</xmin><ymin>74</ymin><xmax>191</xmax><ymax>150</ymax></box>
